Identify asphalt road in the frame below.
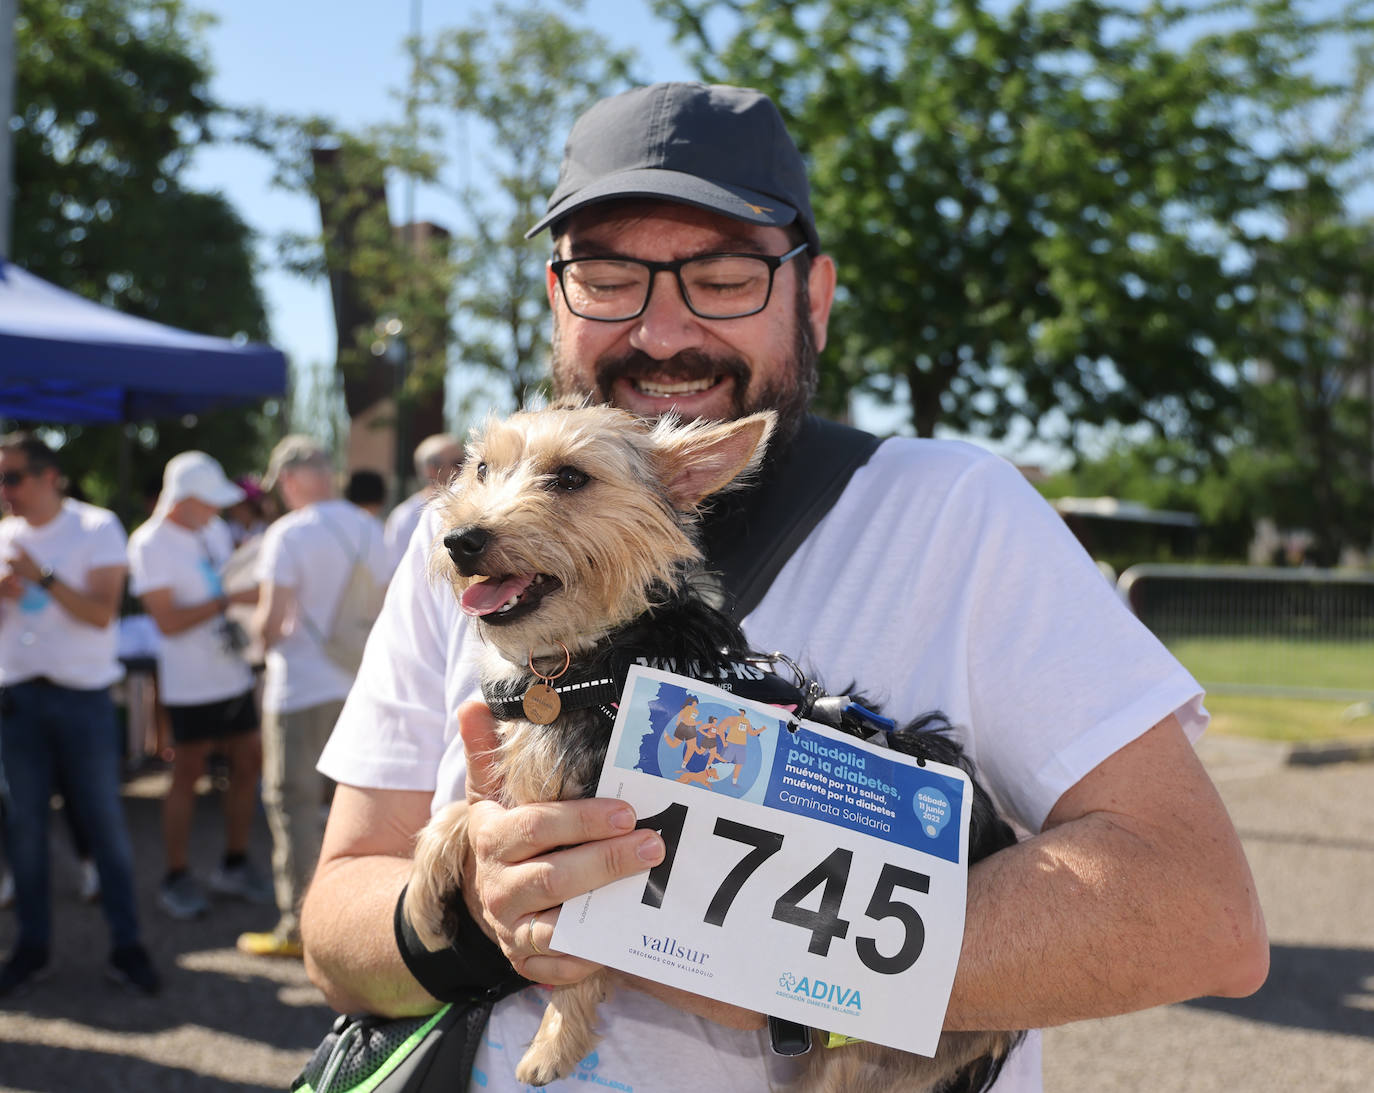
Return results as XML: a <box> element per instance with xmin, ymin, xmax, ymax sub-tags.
<box><xmin>1</xmin><ymin>737</ymin><xmax>1371</xmax><ymax>1092</ymax></box>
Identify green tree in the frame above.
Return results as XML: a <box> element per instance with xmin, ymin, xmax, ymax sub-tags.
<box><xmin>11</xmin><ymin>0</ymin><xmax>278</xmax><ymax>521</ymax></box>
<box><xmin>273</xmin><ymin>127</ymin><xmax>455</xmax><ymax>450</ymax></box>
<box><xmin>652</xmin><ymin>0</ymin><xmax>1374</xmax><ymax>451</ymax></box>
<box><xmin>418</xmin><ymin>1</ymin><xmax>637</xmax><ymax>413</ymax></box>
<box><xmin>1237</xmin><ymin>247</ymin><xmax>1374</xmax><ymax>566</ymax></box>
<box><xmin>13</xmin><ymin>0</ymin><xmax>268</xmax><ymax>339</ymax></box>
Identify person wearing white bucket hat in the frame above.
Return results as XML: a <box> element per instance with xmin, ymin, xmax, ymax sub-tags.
<box><xmin>128</xmin><ymin>451</ymin><xmax>274</xmax><ymax>923</ymax></box>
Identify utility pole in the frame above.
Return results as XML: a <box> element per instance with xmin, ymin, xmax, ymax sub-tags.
<box><xmin>394</xmin><ymin>0</ymin><xmax>422</xmax><ymax>504</ymax></box>
<box><xmin>0</xmin><ymin>0</ymin><xmax>17</xmax><ymax>258</ymax></box>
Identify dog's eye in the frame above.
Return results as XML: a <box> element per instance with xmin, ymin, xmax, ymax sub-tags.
<box><xmin>550</xmin><ymin>465</ymin><xmax>590</xmax><ymax>491</ymax></box>
<box><xmin>475</xmin><ymin>462</ymin><xmax>488</xmax><ymax>481</ymax></box>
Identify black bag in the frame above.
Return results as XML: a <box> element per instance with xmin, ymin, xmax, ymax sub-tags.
<box><xmin>292</xmin><ymin>1001</ymin><xmax>493</xmax><ymax>1093</ymax></box>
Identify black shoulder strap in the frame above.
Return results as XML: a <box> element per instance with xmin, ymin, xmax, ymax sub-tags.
<box><xmin>700</xmin><ymin>415</ymin><xmax>882</xmax><ymax>620</ymax></box>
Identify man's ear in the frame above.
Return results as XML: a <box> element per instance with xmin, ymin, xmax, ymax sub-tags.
<box><xmin>546</xmin><ymin>261</ymin><xmax>561</xmax><ymax>311</ymax></box>
<box><xmin>652</xmin><ymin>413</ymin><xmax>775</xmax><ymax>510</ymax></box>
<box><xmin>806</xmin><ymin>253</ymin><xmax>837</xmax><ymax>355</ymax></box>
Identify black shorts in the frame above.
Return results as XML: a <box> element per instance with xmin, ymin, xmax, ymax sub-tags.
<box><xmin>166</xmin><ymin>690</ymin><xmax>259</xmax><ymax>745</ymax></box>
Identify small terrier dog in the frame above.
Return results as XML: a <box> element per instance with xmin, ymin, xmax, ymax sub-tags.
<box><xmin>406</xmin><ymin>400</ymin><xmax>1021</xmax><ymax>1091</ymax></box>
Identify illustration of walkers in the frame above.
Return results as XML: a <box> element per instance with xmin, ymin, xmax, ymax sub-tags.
<box><xmin>716</xmin><ymin>709</ymin><xmax>768</xmax><ymax>785</ymax></box>
<box><xmin>662</xmin><ymin>695</ymin><xmax>701</xmax><ymax>771</ymax></box>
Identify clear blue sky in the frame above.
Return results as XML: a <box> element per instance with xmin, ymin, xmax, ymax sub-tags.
<box><xmin>184</xmin><ymin>0</ymin><xmax>696</xmax><ymax>414</ymax></box>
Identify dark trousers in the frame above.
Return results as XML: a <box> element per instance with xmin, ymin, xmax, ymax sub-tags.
<box><xmin>0</xmin><ymin>679</ymin><xmax>142</xmax><ymax>951</ymax></box>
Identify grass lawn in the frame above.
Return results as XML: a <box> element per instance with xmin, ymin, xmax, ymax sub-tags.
<box><xmin>1164</xmin><ymin>636</ymin><xmax>1373</xmax><ymax>693</ymax></box>
<box><xmin>1203</xmin><ymin>692</ymin><xmax>1374</xmax><ymax>743</ymax></box>
<box><xmin>1161</xmin><ymin>636</ymin><xmax>1373</xmax><ymax>741</ymax></box>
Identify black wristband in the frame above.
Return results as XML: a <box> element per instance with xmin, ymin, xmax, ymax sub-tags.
<box><xmin>394</xmin><ymin>883</ymin><xmax>533</xmax><ymax>1003</ymax></box>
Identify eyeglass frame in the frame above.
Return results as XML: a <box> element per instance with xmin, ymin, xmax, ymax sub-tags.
<box><xmin>549</xmin><ymin>242</ymin><xmax>809</xmax><ymax>322</ymax></box>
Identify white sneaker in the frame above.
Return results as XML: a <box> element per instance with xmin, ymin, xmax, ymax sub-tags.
<box><xmin>78</xmin><ymin>860</ymin><xmax>100</xmax><ymax>903</ymax></box>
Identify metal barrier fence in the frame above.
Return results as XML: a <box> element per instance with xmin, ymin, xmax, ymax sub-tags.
<box><xmin>1118</xmin><ymin>564</ymin><xmax>1374</xmax><ymax>702</ymax></box>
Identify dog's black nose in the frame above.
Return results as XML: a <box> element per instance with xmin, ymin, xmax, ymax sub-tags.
<box><xmin>444</xmin><ymin>525</ymin><xmax>491</xmax><ymax>574</ymax></box>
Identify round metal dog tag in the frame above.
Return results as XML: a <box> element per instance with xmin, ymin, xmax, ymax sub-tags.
<box><xmin>522</xmin><ymin>682</ymin><xmax>562</xmax><ymax>725</ymax></box>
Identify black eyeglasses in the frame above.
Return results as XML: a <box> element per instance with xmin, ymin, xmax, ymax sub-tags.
<box><xmin>550</xmin><ymin>243</ymin><xmax>808</xmax><ymax>322</ymax></box>
<box><xmin>0</xmin><ymin>469</ymin><xmax>33</xmax><ymax>487</ymax></box>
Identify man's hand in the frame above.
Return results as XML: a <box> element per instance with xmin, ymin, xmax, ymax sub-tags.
<box><xmin>0</xmin><ymin>570</ymin><xmax>23</xmax><ymax>600</ymax></box>
<box><xmin>458</xmin><ymin>702</ymin><xmax>767</xmax><ymax>1028</ymax></box>
<box><xmin>6</xmin><ymin>546</ymin><xmax>41</xmax><ymax>583</ymax></box>
<box><xmin>458</xmin><ymin>701</ymin><xmax>665</xmax><ymax>985</ymax></box>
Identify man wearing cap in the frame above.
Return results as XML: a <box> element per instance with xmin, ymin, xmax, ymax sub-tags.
<box><xmin>0</xmin><ymin>432</ymin><xmax>160</xmax><ymax>996</ymax></box>
<box><xmin>302</xmin><ymin>84</ymin><xmax>1266</xmax><ymax>1091</ymax></box>
<box><xmin>239</xmin><ymin>436</ymin><xmax>390</xmax><ymax>958</ymax></box>
<box><xmin>382</xmin><ymin>433</ymin><xmax>464</xmax><ymax>572</ymax></box>
<box><xmin>127</xmin><ymin>451</ymin><xmax>272</xmax><ymax>922</ymax></box>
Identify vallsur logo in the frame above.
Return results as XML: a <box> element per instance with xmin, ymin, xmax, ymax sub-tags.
<box><xmin>777</xmin><ymin>971</ymin><xmax>863</xmax><ymax>1012</ymax></box>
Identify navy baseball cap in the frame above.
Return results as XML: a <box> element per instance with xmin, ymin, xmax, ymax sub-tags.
<box><xmin>525</xmin><ymin>82</ymin><xmax>820</xmax><ymax>253</ymax></box>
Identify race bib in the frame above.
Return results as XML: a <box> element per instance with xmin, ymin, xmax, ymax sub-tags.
<box><xmin>552</xmin><ymin>665</ymin><xmax>971</xmax><ymax>1057</ymax></box>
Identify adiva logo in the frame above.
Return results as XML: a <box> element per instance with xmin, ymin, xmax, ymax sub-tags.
<box><xmin>782</xmin><ymin>974</ymin><xmax>863</xmax><ymax>1012</ymax></box>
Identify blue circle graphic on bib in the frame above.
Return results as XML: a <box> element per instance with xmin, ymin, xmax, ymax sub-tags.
<box><xmin>914</xmin><ymin>787</ymin><xmax>951</xmax><ymax>838</ymax></box>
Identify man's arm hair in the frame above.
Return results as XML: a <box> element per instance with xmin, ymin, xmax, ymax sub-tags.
<box><xmin>942</xmin><ymin>715</ymin><xmax>1268</xmax><ymax>1031</ymax></box>
<box><xmin>302</xmin><ymin>784</ymin><xmax>447</xmax><ymax>1017</ymax></box>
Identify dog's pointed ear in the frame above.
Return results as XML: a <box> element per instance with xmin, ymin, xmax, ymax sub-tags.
<box><xmin>653</xmin><ymin>412</ymin><xmax>775</xmax><ymax>510</ymax></box>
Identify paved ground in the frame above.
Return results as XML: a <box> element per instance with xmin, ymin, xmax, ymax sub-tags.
<box><xmin>1043</xmin><ymin>737</ymin><xmax>1374</xmax><ymax>1093</ymax></box>
<box><xmin>2</xmin><ymin>737</ymin><xmax>1372</xmax><ymax>1091</ymax></box>
<box><xmin>0</xmin><ymin>769</ymin><xmax>333</xmax><ymax>1092</ymax></box>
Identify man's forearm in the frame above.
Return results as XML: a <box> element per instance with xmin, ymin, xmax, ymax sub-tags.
<box><xmin>943</xmin><ymin>727</ymin><xmax>1267</xmax><ymax>1032</ymax></box>
<box><xmin>48</xmin><ymin>577</ymin><xmax>118</xmax><ymax>628</ymax></box>
<box><xmin>301</xmin><ymin>854</ymin><xmax>441</xmax><ymax>1018</ymax></box>
<box><xmin>147</xmin><ymin>596</ymin><xmax>230</xmax><ymax>636</ymax></box>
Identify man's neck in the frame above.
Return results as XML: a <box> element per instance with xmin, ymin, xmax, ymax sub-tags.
<box><xmin>22</xmin><ymin>494</ymin><xmax>63</xmax><ymax>528</ymax></box>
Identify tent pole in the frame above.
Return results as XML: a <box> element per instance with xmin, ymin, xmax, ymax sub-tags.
<box><xmin>118</xmin><ymin>411</ymin><xmax>133</xmax><ymax>528</ymax></box>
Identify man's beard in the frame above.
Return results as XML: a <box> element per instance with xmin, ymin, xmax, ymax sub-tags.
<box><xmin>550</xmin><ymin>285</ymin><xmax>819</xmax><ymax>451</ymax></box>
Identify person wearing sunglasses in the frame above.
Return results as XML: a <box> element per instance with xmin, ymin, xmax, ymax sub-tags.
<box><xmin>0</xmin><ymin>432</ymin><xmax>160</xmax><ymax>997</ymax></box>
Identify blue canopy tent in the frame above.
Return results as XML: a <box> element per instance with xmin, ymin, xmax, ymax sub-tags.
<box><xmin>0</xmin><ymin>258</ymin><xmax>287</xmax><ymax>422</ymax></box>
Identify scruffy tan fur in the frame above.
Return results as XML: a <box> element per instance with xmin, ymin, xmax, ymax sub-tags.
<box><xmin>406</xmin><ymin>400</ymin><xmax>1017</xmax><ymax>1091</ymax></box>
<box><xmin>407</xmin><ymin>401</ymin><xmax>772</xmax><ymax>1086</ymax></box>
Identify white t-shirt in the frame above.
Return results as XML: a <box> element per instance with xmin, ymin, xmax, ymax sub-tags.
<box><xmin>128</xmin><ymin>514</ymin><xmax>255</xmax><ymax>706</ymax></box>
<box><xmin>383</xmin><ymin>489</ymin><xmax>430</xmax><ymax>573</ymax></box>
<box><xmin>0</xmin><ymin>499</ymin><xmax>128</xmax><ymax>690</ymax></box>
<box><xmin>320</xmin><ymin>437</ymin><xmax>1207</xmax><ymax>1093</ymax></box>
<box><xmin>256</xmin><ymin>499</ymin><xmax>391</xmax><ymax>715</ymax></box>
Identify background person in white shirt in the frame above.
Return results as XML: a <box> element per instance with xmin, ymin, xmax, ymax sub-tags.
<box><xmin>0</xmin><ymin>432</ymin><xmax>159</xmax><ymax>997</ymax></box>
<box><xmin>239</xmin><ymin>436</ymin><xmax>391</xmax><ymax>958</ymax></box>
<box><xmin>382</xmin><ymin>433</ymin><xmax>464</xmax><ymax>572</ymax></box>
<box><xmin>127</xmin><ymin>451</ymin><xmax>272</xmax><ymax>921</ymax></box>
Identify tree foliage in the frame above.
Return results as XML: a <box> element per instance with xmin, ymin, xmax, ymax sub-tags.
<box><xmin>652</xmin><ymin>0</ymin><xmax>1374</xmax><ymax>453</ymax></box>
<box><xmin>10</xmin><ymin>0</ymin><xmax>277</xmax><ymax>522</ymax></box>
<box><xmin>13</xmin><ymin>0</ymin><xmax>267</xmax><ymax>338</ymax></box>
<box><xmin>263</xmin><ymin>2</ymin><xmax>635</xmax><ymax>447</ymax></box>
<box><xmin>272</xmin><ymin>123</ymin><xmax>455</xmax><ymax>441</ymax></box>
<box><xmin>417</xmin><ymin>1</ymin><xmax>637</xmax><ymax>413</ymax></box>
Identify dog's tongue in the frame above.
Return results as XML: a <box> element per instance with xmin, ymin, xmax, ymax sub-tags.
<box><xmin>460</xmin><ymin>574</ymin><xmax>535</xmax><ymax>617</ymax></box>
